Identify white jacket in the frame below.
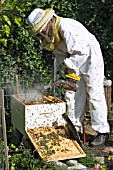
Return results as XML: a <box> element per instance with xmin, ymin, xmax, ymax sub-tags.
<box><xmin>53</xmin><ymin>17</ymin><xmax>110</xmax><ymax>133</ymax></box>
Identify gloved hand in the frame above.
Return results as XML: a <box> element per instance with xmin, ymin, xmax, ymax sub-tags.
<box><xmin>64</xmin><ymin>58</ymin><xmax>79</xmax><ymax>75</ymax></box>
<box><xmin>58</xmin><ymin>62</ymin><xmax>77</xmax><ymax>79</ymax></box>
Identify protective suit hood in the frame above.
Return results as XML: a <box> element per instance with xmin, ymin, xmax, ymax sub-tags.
<box><xmin>27</xmin><ymin>8</ymin><xmax>62</xmax><ymax>51</ymax></box>
<box><xmin>27</xmin><ymin>8</ymin><xmax>55</xmax><ymax>36</ymax></box>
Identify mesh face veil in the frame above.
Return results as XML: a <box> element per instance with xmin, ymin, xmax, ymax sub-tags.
<box><xmin>38</xmin><ymin>17</ymin><xmax>57</xmax><ymax>50</ymax></box>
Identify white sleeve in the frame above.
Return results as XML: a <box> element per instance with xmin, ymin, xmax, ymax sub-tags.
<box><xmin>59</xmin><ymin>28</ymin><xmax>82</xmax><ymax>74</ymax></box>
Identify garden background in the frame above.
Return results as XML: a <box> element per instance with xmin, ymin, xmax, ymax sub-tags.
<box><xmin>0</xmin><ymin>0</ymin><xmax>113</xmax><ymax>169</ymax></box>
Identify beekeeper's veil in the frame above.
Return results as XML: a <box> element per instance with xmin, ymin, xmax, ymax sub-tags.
<box><xmin>27</xmin><ymin>8</ymin><xmax>62</xmax><ymax>51</ymax></box>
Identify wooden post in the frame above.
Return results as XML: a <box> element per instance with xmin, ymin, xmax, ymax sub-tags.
<box><xmin>104</xmin><ymin>86</ymin><xmax>112</xmax><ymax>113</ymax></box>
<box><xmin>0</xmin><ymin>90</ymin><xmax>9</xmax><ymax>170</ymax></box>
<box><xmin>83</xmin><ymin>122</ymin><xmax>86</xmax><ymax>145</ymax></box>
<box><xmin>16</xmin><ymin>73</ymin><xmax>19</xmax><ymax>96</ymax></box>
<box><xmin>15</xmin><ymin>66</ymin><xmax>19</xmax><ymax>96</ymax></box>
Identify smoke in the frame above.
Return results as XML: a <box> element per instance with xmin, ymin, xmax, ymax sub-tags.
<box><xmin>18</xmin><ymin>90</ymin><xmax>43</xmax><ymax>102</ymax></box>
<box><xmin>16</xmin><ymin>81</ymin><xmax>52</xmax><ymax>102</ymax></box>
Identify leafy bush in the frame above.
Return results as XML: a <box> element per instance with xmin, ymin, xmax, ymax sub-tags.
<box><xmin>1</xmin><ymin>0</ymin><xmax>113</xmax><ymax>82</ymax></box>
<box><xmin>78</xmin><ymin>154</ymin><xmax>99</xmax><ymax>168</ymax></box>
<box><xmin>9</xmin><ymin>150</ymin><xmax>66</xmax><ymax>170</ymax></box>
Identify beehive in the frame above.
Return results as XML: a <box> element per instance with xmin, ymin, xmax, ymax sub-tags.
<box><xmin>11</xmin><ymin>94</ymin><xmax>86</xmax><ymax>161</ymax></box>
<box><xmin>11</xmin><ymin>94</ymin><xmax>66</xmax><ymax>136</ymax></box>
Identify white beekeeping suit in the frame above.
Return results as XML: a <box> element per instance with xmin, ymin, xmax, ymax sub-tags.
<box><xmin>27</xmin><ymin>8</ymin><xmax>110</xmax><ymax>145</ymax></box>
<box><xmin>53</xmin><ymin>17</ymin><xmax>110</xmax><ymax>134</ymax></box>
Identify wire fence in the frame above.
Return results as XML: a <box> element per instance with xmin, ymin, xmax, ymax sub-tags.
<box><xmin>0</xmin><ymin>67</ymin><xmax>53</xmax><ymax>170</ymax></box>
<box><xmin>0</xmin><ymin>69</ymin><xmax>17</xmax><ymax>170</ymax></box>
<box><xmin>0</xmin><ymin>68</ymin><xmax>52</xmax><ymax>106</ymax></box>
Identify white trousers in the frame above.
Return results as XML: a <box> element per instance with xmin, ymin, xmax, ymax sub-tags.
<box><xmin>65</xmin><ymin>42</ymin><xmax>110</xmax><ymax>133</ymax></box>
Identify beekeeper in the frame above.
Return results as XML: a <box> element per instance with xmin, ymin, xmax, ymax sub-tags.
<box><xmin>27</xmin><ymin>8</ymin><xmax>110</xmax><ymax>146</ymax></box>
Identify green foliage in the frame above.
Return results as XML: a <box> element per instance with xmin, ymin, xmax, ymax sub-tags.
<box><xmin>1</xmin><ymin>0</ymin><xmax>113</xmax><ymax>83</ymax></box>
<box><xmin>78</xmin><ymin>154</ymin><xmax>99</xmax><ymax>168</ymax></box>
<box><xmin>9</xmin><ymin>150</ymin><xmax>66</xmax><ymax>170</ymax></box>
<box><xmin>0</xmin><ymin>0</ymin><xmax>54</xmax><ymax>85</ymax></box>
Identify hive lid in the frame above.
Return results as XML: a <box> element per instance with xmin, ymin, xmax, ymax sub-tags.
<box><xmin>27</xmin><ymin>126</ymin><xmax>86</xmax><ymax>161</ymax></box>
